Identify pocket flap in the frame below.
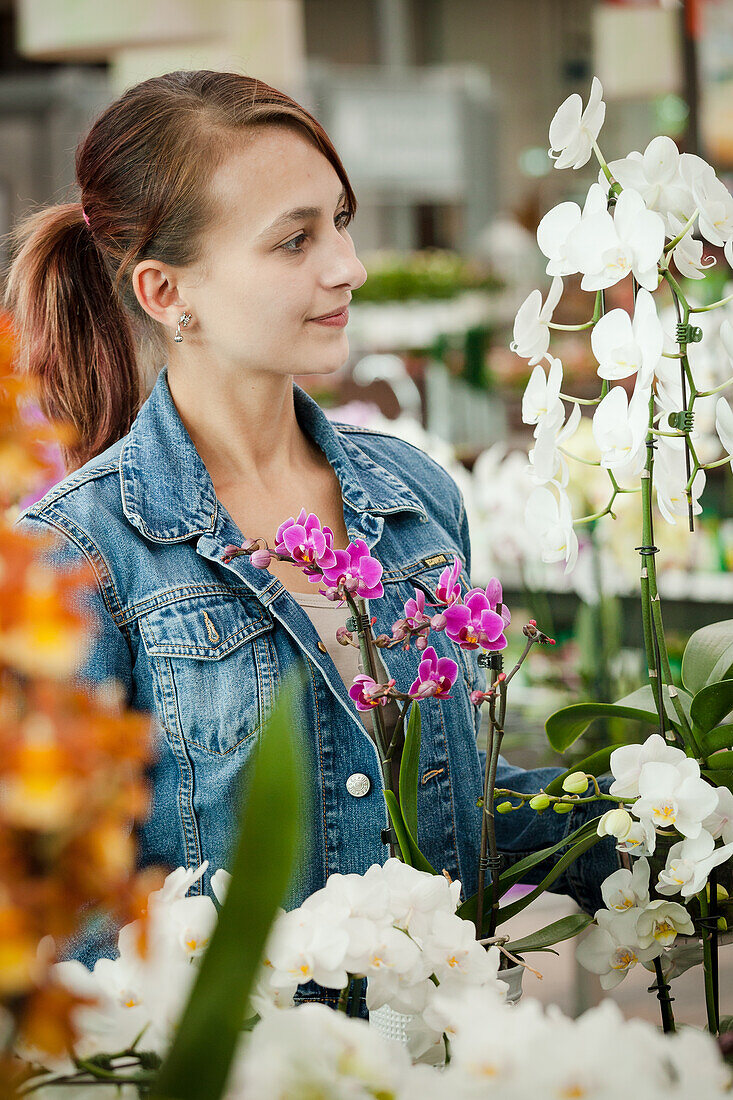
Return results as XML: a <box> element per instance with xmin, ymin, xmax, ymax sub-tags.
<box><xmin>138</xmin><ymin>590</ymin><xmax>273</xmax><ymax>659</ymax></box>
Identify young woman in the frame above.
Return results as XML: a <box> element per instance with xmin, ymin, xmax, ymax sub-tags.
<box><xmin>5</xmin><ymin>71</ymin><xmax>617</xmax><ymax>992</ymax></box>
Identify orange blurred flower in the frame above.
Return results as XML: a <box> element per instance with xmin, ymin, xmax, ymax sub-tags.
<box><xmin>0</xmin><ymin>312</ymin><xmax>164</xmax><ymax>1061</ymax></box>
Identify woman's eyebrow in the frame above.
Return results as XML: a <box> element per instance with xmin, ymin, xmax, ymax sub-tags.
<box><xmin>256</xmin><ymin>187</ymin><xmax>347</xmax><ymax>240</ymax></box>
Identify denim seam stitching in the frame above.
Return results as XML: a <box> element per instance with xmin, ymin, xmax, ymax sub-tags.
<box><xmin>306</xmin><ymin>654</ymin><xmax>330</xmax><ymax>883</ymax></box>
<box><xmin>163</xmin><ymin>654</ymin><xmax>203</xmax><ymax>878</ymax></box>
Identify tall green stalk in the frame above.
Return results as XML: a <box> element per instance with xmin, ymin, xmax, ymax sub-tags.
<box><xmin>699</xmin><ymin>891</ymin><xmax>719</xmax><ymax>1034</ymax></box>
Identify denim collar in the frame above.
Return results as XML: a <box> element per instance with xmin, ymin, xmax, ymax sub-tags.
<box><xmin>120</xmin><ymin>365</ymin><xmax>427</xmax><ymax>543</ymax></box>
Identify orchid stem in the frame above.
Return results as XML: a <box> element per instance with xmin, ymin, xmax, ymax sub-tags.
<box><xmin>699</xmin><ymin>891</ymin><xmax>719</xmax><ymax>1034</ymax></box>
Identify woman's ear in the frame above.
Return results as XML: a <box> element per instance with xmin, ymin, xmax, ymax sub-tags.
<box><xmin>132</xmin><ymin>259</ymin><xmax>189</xmax><ymax>330</ymax></box>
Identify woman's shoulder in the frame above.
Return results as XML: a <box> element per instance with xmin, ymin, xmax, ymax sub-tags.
<box><xmin>17</xmin><ymin>436</ymin><xmax>127</xmax><ymax>535</ymax></box>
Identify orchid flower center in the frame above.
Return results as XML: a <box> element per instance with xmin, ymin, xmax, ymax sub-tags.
<box><xmin>611</xmin><ymin>947</ymin><xmax>637</xmax><ymax>971</ymax></box>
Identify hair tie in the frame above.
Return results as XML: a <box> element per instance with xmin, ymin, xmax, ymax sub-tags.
<box><xmin>82</xmin><ymin>208</ymin><xmax>90</xmax><ymax>227</ymax></box>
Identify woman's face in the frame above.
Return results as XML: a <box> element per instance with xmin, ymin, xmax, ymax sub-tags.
<box><xmin>177</xmin><ymin>125</ymin><xmax>368</xmax><ymax>379</ymax></box>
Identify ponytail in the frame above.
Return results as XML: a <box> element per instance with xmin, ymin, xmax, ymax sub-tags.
<box><xmin>3</xmin><ymin>203</ymin><xmax>142</xmax><ymax>473</ymax></box>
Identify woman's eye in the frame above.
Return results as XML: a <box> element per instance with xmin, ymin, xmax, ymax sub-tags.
<box><xmin>281</xmin><ymin>209</ymin><xmax>353</xmax><ymax>254</ymax></box>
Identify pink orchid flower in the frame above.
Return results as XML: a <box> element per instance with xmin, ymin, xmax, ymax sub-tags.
<box><xmin>435</xmin><ymin>555</ymin><xmax>463</xmax><ymax>605</ymax></box>
<box><xmin>275</xmin><ymin>509</ymin><xmax>338</xmax><ymax>573</ymax></box>
<box><xmin>403</xmin><ymin>588</ymin><xmax>430</xmax><ymax>628</ymax></box>
<box><xmin>349</xmin><ymin>674</ymin><xmax>388</xmax><ymax>712</ymax></box>
<box><xmin>321</xmin><ymin>539</ymin><xmax>384</xmax><ymax>599</ymax></box>
<box><xmin>485</xmin><ymin>577</ymin><xmax>511</xmax><ymax>626</ymax></box>
<box><xmin>407</xmin><ymin>645</ymin><xmax>458</xmax><ymax>698</ymax></box>
<box><xmin>442</xmin><ymin>587</ymin><xmax>508</xmax><ymax>651</ymax></box>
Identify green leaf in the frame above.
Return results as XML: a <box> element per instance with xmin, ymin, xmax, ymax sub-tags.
<box><xmin>494</xmin><ymin>831</ymin><xmax>603</xmax><ymax>924</ymax></box>
<box><xmin>384</xmin><ymin>789</ymin><xmax>415</xmax><ymax>867</ymax></box>
<box><xmin>702</xmin><ymin>751</ymin><xmax>733</xmax><ymax>772</ymax></box>
<box><xmin>505</xmin><ymin>913</ymin><xmax>593</xmax><ymax>953</ymax></box>
<box><xmin>545</xmin><ymin>684</ymin><xmax>691</xmax><ymax>752</ymax></box>
<box><xmin>700</xmin><ymin>724</ymin><xmax>733</xmax><ymax>758</ymax></box>
<box><xmin>682</xmin><ymin>619</ymin><xmax>733</xmax><ymax>694</ymax></box>
<box><xmin>398</xmin><ymin>702</ymin><xmax>421</xmax><ymax>841</ymax></box>
<box><xmin>385</xmin><ymin>790</ymin><xmax>436</xmax><ymax>873</ymax></box>
<box><xmin>151</xmin><ymin>676</ymin><xmax>304</xmax><ymax>1100</ymax></box>
<box><xmin>691</xmin><ymin>680</ymin><xmax>733</xmax><ymax>735</ymax></box>
<box><xmin>457</xmin><ymin>818</ymin><xmax>599</xmax><ymax>923</ymax></box>
<box><xmin>544</xmin><ymin>746</ymin><xmax>615</xmax><ymax>796</ymax></box>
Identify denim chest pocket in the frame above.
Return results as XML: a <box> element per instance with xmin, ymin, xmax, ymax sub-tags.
<box><xmin>386</xmin><ymin>554</ymin><xmax>477</xmax><ymax>692</ymax></box>
<box><xmin>137</xmin><ymin>589</ymin><xmax>276</xmax><ymax>756</ymax></box>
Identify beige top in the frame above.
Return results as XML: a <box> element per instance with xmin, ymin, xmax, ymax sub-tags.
<box><xmin>290</xmin><ymin>589</ymin><xmax>402</xmax><ymax>749</ymax></box>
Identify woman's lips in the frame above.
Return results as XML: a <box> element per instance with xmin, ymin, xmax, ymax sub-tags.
<box><xmin>308</xmin><ymin>308</ymin><xmax>349</xmax><ymax>327</ymax></box>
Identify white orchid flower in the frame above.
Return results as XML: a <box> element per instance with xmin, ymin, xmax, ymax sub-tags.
<box><xmin>715</xmin><ymin>396</ymin><xmax>733</xmax><ymax>461</ymax></box>
<box><xmin>537</xmin><ymin>184</ymin><xmax>607</xmax><ymax>277</ymax></box>
<box><xmin>591</xmin><ymin>288</ymin><xmax>663</xmax><ymax>385</ymax></box>
<box><xmin>575</xmin><ymin>907</ymin><xmax>661</xmax><ymax>989</ymax></box>
<box><xmin>633</xmin><ymin>758</ymin><xmax>719</xmax><ymax>839</ymax></box>
<box><xmin>591</xmin><ymin>383</ymin><xmax>650</xmax><ymax>478</ymax></box>
<box><xmin>606</xmin><ymin>136</ymin><xmax>696</xmax><ymax>232</ymax></box>
<box><xmin>524</xmin><ymin>485</ymin><xmax>578</xmax><ymax>572</ymax></box>
<box><xmin>702</xmin><ymin>785</ymin><xmax>733</xmax><ymax>845</ymax></box>
<box><xmin>267</xmin><ymin>907</ymin><xmax>351</xmax><ymax>991</ymax></box>
<box><xmin>601</xmin><ymin>858</ymin><xmax>650</xmax><ymax>911</ymax></box>
<box><xmin>567</xmin><ymin>188</ymin><xmax>665</xmax><ymax>292</ymax></box>
<box><xmin>148</xmin><ymin>861</ymin><xmax>208</xmax><ymax>907</ymax></box>
<box><xmin>168</xmin><ymin>895</ymin><xmax>218</xmax><ymax>959</ymax></box>
<box><xmin>654</xmin><ymin>440</ymin><xmax>705</xmax><ymax>525</ymax></box>
<box><xmin>597</xmin><ymin>807</ymin><xmax>633</xmax><ymax>840</ymax></box>
<box><xmin>726</xmin><ymin>236</ymin><xmax>733</xmax><ymax>269</ymax></box>
<box><xmin>615</xmin><ymin>818</ymin><xmax>657</xmax><ymax>857</ymax></box>
<box><xmin>528</xmin><ymin>401</ymin><xmax>581</xmax><ymax>486</ymax></box>
<box><xmin>668</xmin><ymin>214</ymin><xmax>715</xmax><ymax>280</ymax></box>
<box><xmin>548</xmin><ymin>76</ymin><xmax>606</xmax><ymax>170</ymax></box>
<box><xmin>609</xmin><ymin>733</ymin><xmax>688</xmax><ymax>799</ymax></box>
<box><xmin>511</xmin><ymin>276</ymin><xmax>563</xmax><ymax>364</ymax></box>
<box><xmin>210</xmin><ymin>868</ymin><xmax>231</xmax><ymax>905</ymax></box>
<box><xmin>657</xmin><ymin>830</ymin><xmax>733</xmax><ymax>899</ymax></box>
<box><xmin>521</xmin><ymin>356</ymin><xmax>564</xmax><ymax>433</ymax></box>
<box><xmin>635</xmin><ymin>899</ymin><xmax>695</xmax><ymax>948</ymax></box>
<box><xmin>654</xmin><ymin>378</ymin><xmax>689</xmax><ymax>445</ymax></box>
<box><xmin>681</xmin><ymin>155</ymin><xmax>733</xmax><ymax>247</ymax></box>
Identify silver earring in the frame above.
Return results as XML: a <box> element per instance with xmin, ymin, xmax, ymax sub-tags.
<box><xmin>174</xmin><ymin>311</ymin><xmax>192</xmax><ymax>343</ymax></box>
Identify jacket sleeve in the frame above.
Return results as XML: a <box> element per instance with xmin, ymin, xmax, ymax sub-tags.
<box><xmin>14</xmin><ymin>513</ymin><xmax>134</xmax><ymax>700</ymax></box>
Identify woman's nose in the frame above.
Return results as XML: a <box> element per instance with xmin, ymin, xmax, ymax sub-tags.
<box><xmin>325</xmin><ymin>231</ymin><xmax>368</xmax><ymax>291</ymax></box>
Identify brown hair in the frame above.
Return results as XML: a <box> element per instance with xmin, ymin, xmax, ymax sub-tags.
<box><xmin>2</xmin><ymin>71</ymin><xmax>357</xmax><ymax>473</ymax></box>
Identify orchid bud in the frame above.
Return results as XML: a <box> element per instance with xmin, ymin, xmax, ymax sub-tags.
<box><xmin>242</xmin><ymin>538</ymin><xmax>259</xmax><ymax>551</ymax></box>
<box><xmin>392</xmin><ymin>626</ymin><xmax>406</xmax><ymax>641</ymax></box>
<box><xmin>374</xmin><ymin>633</ymin><xmax>391</xmax><ymax>647</ymax></box>
<box><xmin>596</xmin><ymin>808</ymin><xmax>633</xmax><ymax>840</ymax></box>
<box><xmin>323</xmin><ymin>586</ymin><xmax>340</xmax><ymax>601</ymax></box>
<box><xmin>416</xmin><ymin>680</ymin><xmax>438</xmax><ymax>698</ymax></box>
<box><xmin>706</xmin><ymin>883</ymin><xmax>730</xmax><ymax>904</ymax></box>
<box><xmin>553</xmin><ymin>802</ymin><xmax>573</xmax><ymax>814</ymax></box>
<box><xmin>718</xmin><ymin>917</ymin><xmax>728</xmax><ymax>932</ymax></box>
<box><xmin>335</xmin><ymin>626</ymin><xmax>353</xmax><ymax>646</ymax></box>
<box><xmin>496</xmin><ymin>801</ymin><xmax>514</xmax><ymax>814</ymax></box>
<box><xmin>430</xmin><ymin>613</ymin><xmax>447</xmax><ymax>631</ymax></box>
<box><xmin>529</xmin><ymin>793</ymin><xmax>551</xmax><ymax>812</ymax></box>
<box><xmin>562</xmin><ymin>772</ymin><xmax>589</xmax><ymax>795</ymax></box>
<box><xmin>470</xmin><ymin>690</ymin><xmax>485</xmax><ymax>706</ymax></box>
<box><xmin>250</xmin><ymin>548</ymin><xmax>272</xmax><ymax>568</ymax></box>
<box><xmin>222</xmin><ymin>543</ymin><xmax>245</xmax><ymax>559</ymax></box>
<box><xmin>416</xmin><ymin>635</ymin><xmax>428</xmax><ymax>651</ymax></box>
<box><xmin>343</xmin><ymin>576</ymin><xmax>360</xmax><ymax>593</ymax></box>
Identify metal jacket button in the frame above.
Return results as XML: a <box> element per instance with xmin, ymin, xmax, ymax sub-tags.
<box><xmin>346</xmin><ymin>772</ymin><xmax>371</xmax><ymax>798</ymax></box>
<box><xmin>317</xmin><ymin>640</ymin><xmax>327</xmax><ymax>653</ymax></box>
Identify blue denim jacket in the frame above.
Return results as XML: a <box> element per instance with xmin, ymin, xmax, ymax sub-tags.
<box><xmin>17</xmin><ymin>366</ymin><xmax>617</xmax><ymax>968</ymax></box>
